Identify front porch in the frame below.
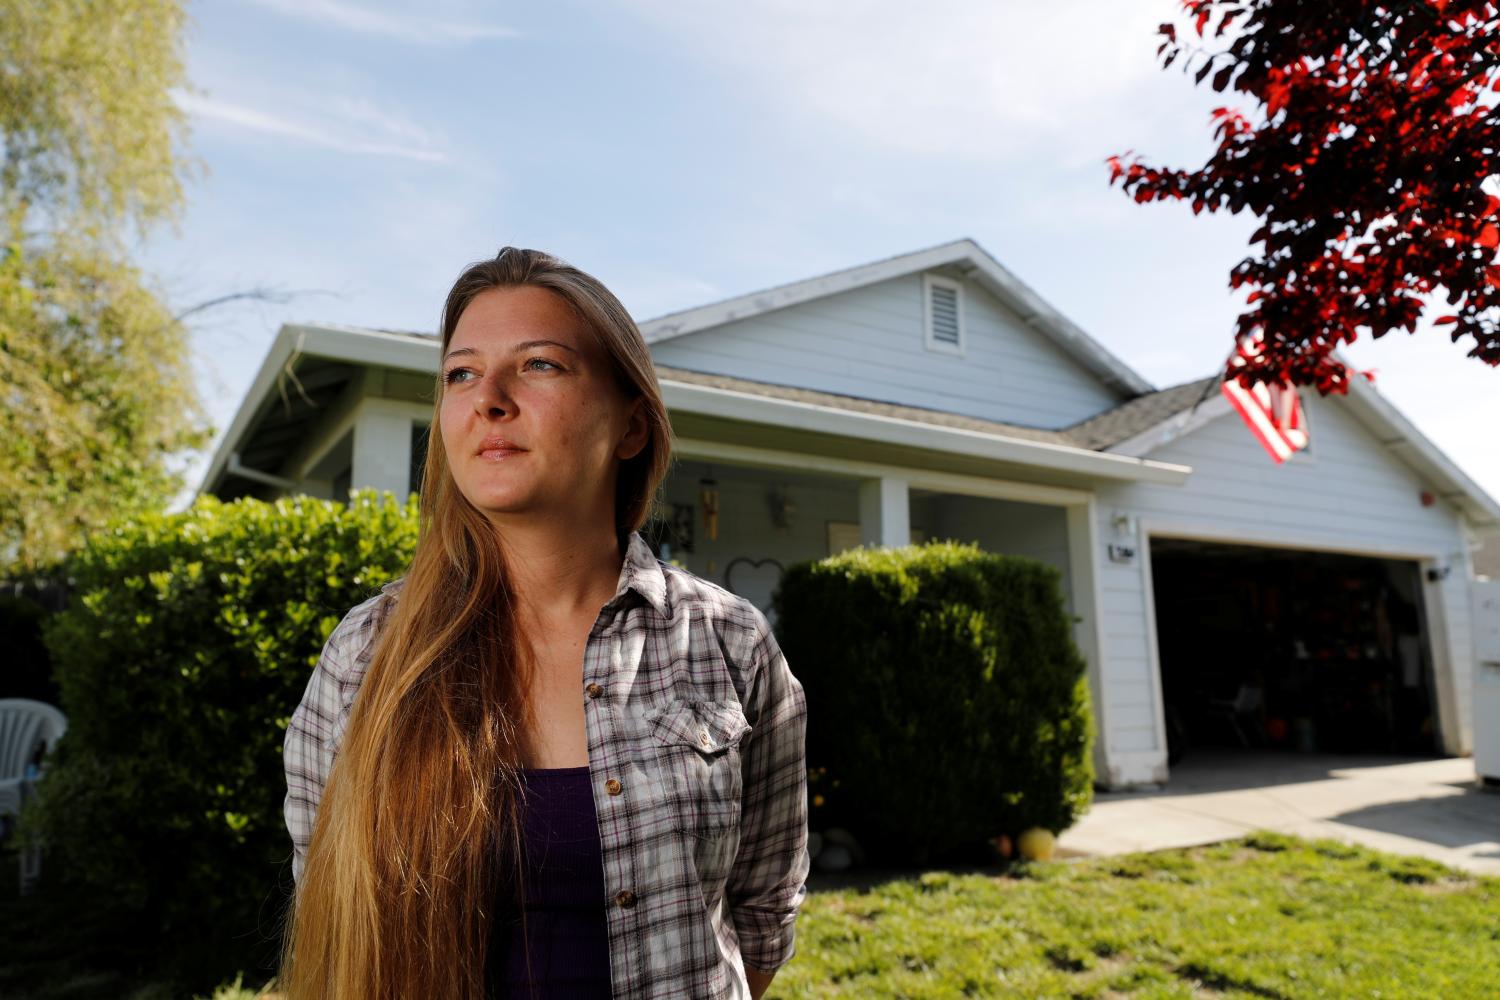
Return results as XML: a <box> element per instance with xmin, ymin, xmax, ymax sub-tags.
<box><xmin>653</xmin><ymin>436</ymin><xmax>1121</xmax><ymax>787</ymax></box>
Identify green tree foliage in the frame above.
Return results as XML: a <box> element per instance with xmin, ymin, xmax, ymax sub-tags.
<box><xmin>0</xmin><ymin>0</ymin><xmax>211</xmax><ymax>575</ymax></box>
<box><xmin>21</xmin><ymin>489</ymin><xmax>419</xmax><ymax>991</ymax></box>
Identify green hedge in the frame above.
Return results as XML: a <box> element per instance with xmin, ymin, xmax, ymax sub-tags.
<box><xmin>20</xmin><ymin>489</ymin><xmax>418</xmax><ymax>993</ymax></box>
<box><xmin>773</xmin><ymin>539</ymin><xmax>1095</xmax><ymax>866</ymax></box>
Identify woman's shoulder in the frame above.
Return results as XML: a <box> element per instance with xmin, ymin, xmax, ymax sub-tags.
<box><xmin>656</xmin><ymin>562</ymin><xmax>777</xmax><ymax>666</ymax></box>
<box><xmin>659</xmin><ymin>560</ymin><xmax>767</xmax><ymax>621</ymax></box>
<box><xmin>320</xmin><ymin>578</ymin><xmax>403</xmax><ymax>687</ymax></box>
<box><xmin>344</xmin><ymin>577</ymin><xmax>403</xmax><ymax>634</ymax></box>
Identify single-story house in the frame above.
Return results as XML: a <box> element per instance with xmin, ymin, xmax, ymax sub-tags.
<box><xmin>199</xmin><ymin>238</ymin><xmax>1500</xmax><ymax>789</ymax></box>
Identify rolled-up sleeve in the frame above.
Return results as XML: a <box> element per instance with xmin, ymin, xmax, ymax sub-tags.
<box><xmin>726</xmin><ymin>612</ymin><xmax>811</xmax><ymax>974</ymax></box>
<box><xmin>283</xmin><ymin>612</ymin><xmax>359</xmax><ymax>887</ymax></box>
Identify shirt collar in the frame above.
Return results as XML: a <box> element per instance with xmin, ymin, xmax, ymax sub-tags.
<box><xmin>610</xmin><ymin>528</ymin><xmax>670</xmax><ymax>618</ymax></box>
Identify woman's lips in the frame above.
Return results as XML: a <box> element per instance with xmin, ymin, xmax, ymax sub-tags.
<box><xmin>478</xmin><ymin>447</ymin><xmax>525</xmax><ymax>460</ymax></box>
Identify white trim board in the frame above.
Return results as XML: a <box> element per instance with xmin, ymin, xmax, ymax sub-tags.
<box><xmin>1137</xmin><ymin>516</ymin><xmax>1454</xmax><ymax>564</ymax></box>
<box><xmin>671</xmin><ymin>436</ymin><xmax>1097</xmax><ymax>507</ymax></box>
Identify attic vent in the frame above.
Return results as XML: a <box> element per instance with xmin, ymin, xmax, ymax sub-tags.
<box><xmin>930</xmin><ymin>284</ymin><xmax>959</xmax><ymax>343</ymax></box>
<box><xmin>922</xmin><ymin>274</ymin><xmax>965</xmax><ymax>355</ymax></box>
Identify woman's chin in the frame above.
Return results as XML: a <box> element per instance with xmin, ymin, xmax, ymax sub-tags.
<box><xmin>459</xmin><ymin>484</ymin><xmax>533</xmax><ymax>516</ymax></box>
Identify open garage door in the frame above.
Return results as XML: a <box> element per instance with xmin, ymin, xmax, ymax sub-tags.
<box><xmin>1149</xmin><ymin>538</ymin><xmax>1438</xmax><ymax>763</ymax></box>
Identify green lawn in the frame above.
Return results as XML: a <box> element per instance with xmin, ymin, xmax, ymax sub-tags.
<box><xmin>776</xmin><ymin>830</ymin><xmax>1499</xmax><ymax>998</ymax></box>
<box><xmin>3</xmin><ymin>830</ymin><xmax>1496</xmax><ymax>998</ymax></box>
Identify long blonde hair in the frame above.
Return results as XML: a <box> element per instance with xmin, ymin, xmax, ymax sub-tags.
<box><xmin>277</xmin><ymin>247</ymin><xmax>674</xmax><ymax>999</ymax></box>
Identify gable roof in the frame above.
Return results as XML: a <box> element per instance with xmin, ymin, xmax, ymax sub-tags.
<box><xmin>637</xmin><ymin>237</ymin><xmax>1157</xmax><ymax>399</ymax></box>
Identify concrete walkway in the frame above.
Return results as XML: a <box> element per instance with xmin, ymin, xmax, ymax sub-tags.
<box><xmin>1055</xmin><ymin>748</ymin><xmax>1500</xmax><ymax>877</ymax></box>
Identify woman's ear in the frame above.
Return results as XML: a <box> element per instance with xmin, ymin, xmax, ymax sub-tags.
<box><xmin>616</xmin><ymin>396</ymin><xmax>650</xmax><ymax>462</ymax></box>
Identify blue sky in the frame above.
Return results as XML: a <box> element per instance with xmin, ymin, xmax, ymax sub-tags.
<box><xmin>150</xmin><ymin>0</ymin><xmax>1500</xmax><ymax>518</ymax></box>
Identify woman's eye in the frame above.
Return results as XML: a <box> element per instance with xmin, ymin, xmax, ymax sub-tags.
<box><xmin>444</xmin><ymin>359</ymin><xmax>558</xmax><ymax>383</ymax></box>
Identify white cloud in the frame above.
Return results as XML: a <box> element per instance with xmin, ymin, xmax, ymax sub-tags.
<box><xmin>619</xmin><ymin>0</ymin><xmax>1184</xmax><ymax>164</ymax></box>
<box><xmin>175</xmin><ymin>90</ymin><xmax>448</xmax><ymax>163</ymax></box>
<box><xmin>238</xmin><ymin>0</ymin><xmax>520</xmax><ymax>44</ymax></box>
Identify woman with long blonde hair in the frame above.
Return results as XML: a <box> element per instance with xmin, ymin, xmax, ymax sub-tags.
<box><xmin>278</xmin><ymin>247</ymin><xmax>810</xmax><ymax>999</ymax></box>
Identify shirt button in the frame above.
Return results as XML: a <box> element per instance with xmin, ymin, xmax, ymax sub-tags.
<box><xmin>605</xmin><ymin>777</ymin><xmax>622</xmax><ymax>795</ymax></box>
<box><xmin>614</xmin><ymin>888</ymin><xmax>637</xmax><ymax>908</ymax></box>
<box><xmin>699</xmin><ymin>729</ymin><xmax>711</xmax><ymax>747</ymax></box>
<box><xmin>585</xmin><ymin>683</ymin><xmax>603</xmax><ymax>699</ymax></box>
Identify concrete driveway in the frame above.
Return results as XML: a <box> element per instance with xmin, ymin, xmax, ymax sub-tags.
<box><xmin>1055</xmin><ymin>749</ymin><xmax>1500</xmax><ymax>877</ymax></box>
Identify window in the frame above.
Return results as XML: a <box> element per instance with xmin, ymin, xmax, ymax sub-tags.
<box><xmin>922</xmin><ymin>273</ymin><xmax>964</xmax><ymax>356</ymax></box>
<box><xmin>410</xmin><ymin>422</ymin><xmax>431</xmax><ymax>495</ymax></box>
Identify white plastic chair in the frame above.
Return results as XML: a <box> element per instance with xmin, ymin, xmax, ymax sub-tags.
<box><xmin>0</xmin><ymin>698</ymin><xmax>68</xmax><ymax>894</ymax></box>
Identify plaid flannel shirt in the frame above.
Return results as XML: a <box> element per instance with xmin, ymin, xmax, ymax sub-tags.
<box><xmin>283</xmin><ymin>529</ymin><xmax>811</xmax><ymax>999</ymax></box>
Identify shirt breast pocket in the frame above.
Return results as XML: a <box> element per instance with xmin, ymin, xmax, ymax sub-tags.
<box><xmin>646</xmin><ymin>698</ymin><xmax>752</xmax><ymax>849</ymax></box>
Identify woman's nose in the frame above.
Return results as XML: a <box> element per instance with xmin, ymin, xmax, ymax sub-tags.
<box><xmin>471</xmin><ymin>371</ymin><xmax>515</xmax><ymax>416</ymax></box>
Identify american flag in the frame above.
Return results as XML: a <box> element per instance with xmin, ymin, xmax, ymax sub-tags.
<box><xmin>1219</xmin><ymin>329</ymin><xmax>1310</xmax><ymax>463</ymax></box>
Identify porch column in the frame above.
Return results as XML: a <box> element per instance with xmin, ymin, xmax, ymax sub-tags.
<box><xmin>858</xmin><ymin>476</ymin><xmax>910</xmax><ymax>548</ymax></box>
<box><xmin>351</xmin><ymin>398</ymin><xmax>416</xmax><ymax>500</ymax></box>
<box><xmin>1066</xmin><ymin>499</ymin><xmax>1125</xmax><ymax>786</ymax></box>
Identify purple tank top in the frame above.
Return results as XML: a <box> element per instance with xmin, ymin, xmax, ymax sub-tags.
<box><xmin>486</xmin><ymin>765</ymin><xmax>612</xmax><ymax>999</ymax></box>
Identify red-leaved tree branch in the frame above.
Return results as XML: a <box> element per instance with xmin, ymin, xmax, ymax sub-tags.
<box><xmin>1107</xmin><ymin>0</ymin><xmax>1500</xmax><ymax>395</ymax></box>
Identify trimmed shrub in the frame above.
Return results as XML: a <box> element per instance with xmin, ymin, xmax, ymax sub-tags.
<box><xmin>773</xmin><ymin>539</ymin><xmax>1095</xmax><ymax>866</ymax></box>
<box><xmin>21</xmin><ymin>488</ymin><xmax>418</xmax><ymax>992</ymax></box>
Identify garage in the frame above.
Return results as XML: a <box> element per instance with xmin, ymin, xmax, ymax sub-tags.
<box><xmin>1149</xmin><ymin>537</ymin><xmax>1439</xmax><ymax>764</ymax></box>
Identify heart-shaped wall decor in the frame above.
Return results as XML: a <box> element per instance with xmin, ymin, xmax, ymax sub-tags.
<box><xmin>723</xmin><ymin>556</ymin><xmax>785</xmax><ymax>619</ymax></box>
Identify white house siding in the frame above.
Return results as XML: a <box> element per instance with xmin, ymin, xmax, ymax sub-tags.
<box><xmin>920</xmin><ymin>494</ymin><xmax>1073</xmax><ymax>599</ymax></box>
<box><xmin>648</xmin><ymin>270</ymin><xmax>1128</xmax><ymax>430</ymax></box>
<box><xmin>1094</xmin><ymin>389</ymin><xmax>1477</xmax><ymax>763</ymax></box>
